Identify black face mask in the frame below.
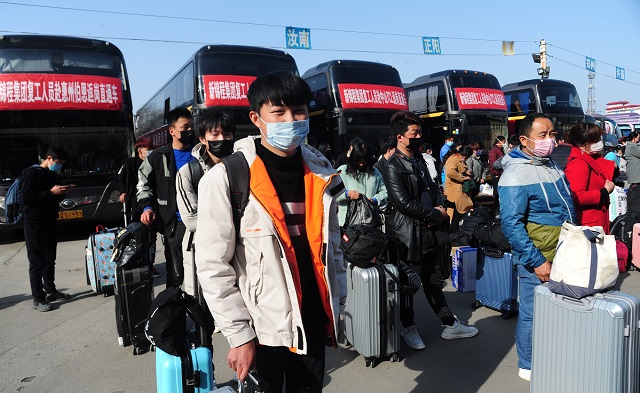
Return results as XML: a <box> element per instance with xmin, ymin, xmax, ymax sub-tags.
<box><xmin>207</xmin><ymin>140</ymin><xmax>234</xmax><ymax>159</ymax></box>
<box><xmin>407</xmin><ymin>137</ymin><xmax>422</xmax><ymax>151</ymax></box>
<box><xmin>178</xmin><ymin>130</ymin><xmax>193</xmax><ymax>145</ymax></box>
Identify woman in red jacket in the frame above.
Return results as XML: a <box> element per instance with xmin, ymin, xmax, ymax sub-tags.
<box><xmin>564</xmin><ymin>122</ymin><xmax>617</xmax><ymax>233</ymax></box>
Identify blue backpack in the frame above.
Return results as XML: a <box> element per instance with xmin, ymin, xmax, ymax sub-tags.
<box><xmin>4</xmin><ymin>164</ymin><xmax>40</xmax><ymax>224</ymax></box>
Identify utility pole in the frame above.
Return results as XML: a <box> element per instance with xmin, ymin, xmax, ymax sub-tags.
<box><xmin>587</xmin><ymin>72</ymin><xmax>596</xmax><ymax>114</ymax></box>
<box><xmin>532</xmin><ymin>39</ymin><xmax>550</xmax><ymax>78</ymax></box>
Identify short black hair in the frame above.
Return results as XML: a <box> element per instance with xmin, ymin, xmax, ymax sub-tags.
<box><xmin>247</xmin><ymin>71</ymin><xmax>311</xmax><ymax>114</ymax></box>
<box><xmin>519</xmin><ymin>113</ymin><xmax>552</xmax><ymax>137</ymax></box>
<box><xmin>508</xmin><ymin>134</ymin><xmax>521</xmax><ymax>146</ymax></box>
<box><xmin>196</xmin><ymin>108</ymin><xmax>236</xmax><ymax>139</ymax></box>
<box><xmin>494</xmin><ymin>135</ymin><xmax>506</xmax><ymax>145</ymax></box>
<box><xmin>390</xmin><ymin>111</ymin><xmax>423</xmax><ymax>137</ymax></box>
<box><xmin>166</xmin><ymin>107</ymin><xmax>192</xmax><ymax>128</ymax></box>
<box><xmin>379</xmin><ymin>137</ymin><xmax>397</xmax><ymax>154</ymax></box>
<box><xmin>458</xmin><ymin>145</ymin><xmax>474</xmax><ymax>158</ymax></box>
<box><xmin>46</xmin><ymin>146</ymin><xmax>68</xmax><ymax>161</ymax></box>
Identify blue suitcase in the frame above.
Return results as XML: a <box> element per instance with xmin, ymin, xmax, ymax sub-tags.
<box><xmin>156</xmin><ymin>346</ymin><xmax>214</xmax><ymax>393</ymax></box>
<box><xmin>472</xmin><ymin>250</ymin><xmax>518</xmax><ymax>319</ymax></box>
<box><xmin>85</xmin><ymin>226</ymin><xmax>122</xmax><ymax>295</ymax></box>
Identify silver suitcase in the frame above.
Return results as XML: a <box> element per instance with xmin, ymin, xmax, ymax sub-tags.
<box><xmin>343</xmin><ymin>263</ymin><xmax>400</xmax><ymax>367</ymax></box>
<box><xmin>531</xmin><ymin>284</ymin><xmax>639</xmax><ymax>393</ymax></box>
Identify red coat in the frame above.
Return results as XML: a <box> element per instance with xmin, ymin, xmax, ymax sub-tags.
<box><xmin>564</xmin><ymin>146</ymin><xmax>616</xmax><ymax>233</ymax></box>
<box><xmin>488</xmin><ymin>144</ymin><xmax>505</xmax><ymax>176</ymax></box>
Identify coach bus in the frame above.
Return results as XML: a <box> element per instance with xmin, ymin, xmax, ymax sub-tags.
<box><xmin>586</xmin><ymin>113</ymin><xmax>623</xmax><ymax>147</ymax></box>
<box><xmin>135</xmin><ymin>45</ymin><xmax>299</xmax><ymax>147</ymax></box>
<box><xmin>502</xmin><ymin>79</ymin><xmax>585</xmax><ymax>137</ymax></box>
<box><xmin>302</xmin><ymin>60</ymin><xmax>408</xmax><ymax>154</ymax></box>
<box><xmin>0</xmin><ymin>35</ymin><xmax>135</xmax><ymax>230</ymax></box>
<box><xmin>405</xmin><ymin>70</ymin><xmax>508</xmax><ymax>154</ymax></box>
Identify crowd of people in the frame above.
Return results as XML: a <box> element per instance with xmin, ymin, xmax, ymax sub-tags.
<box><xmin>21</xmin><ymin>69</ymin><xmax>638</xmax><ymax>391</ymax></box>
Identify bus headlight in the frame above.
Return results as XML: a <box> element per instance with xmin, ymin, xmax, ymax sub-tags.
<box><xmin>108</xmin><ymin>190</ymin><xmax>120</xmax><ymax>204</ymax></box>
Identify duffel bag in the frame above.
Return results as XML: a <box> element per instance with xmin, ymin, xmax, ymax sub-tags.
<box><xmin>341</xmin><ymin>225</ymin><xmax>392</xmax><ymax>268</ymax></box>
<box><xmin>472</xmin><ymin>220</ymin><xmax>511</xmax><ymax>256</ymax></box>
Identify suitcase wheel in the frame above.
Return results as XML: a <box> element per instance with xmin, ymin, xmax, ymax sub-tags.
<box><xmin>117</xmin><ymin>337</ymin><xmax>124</xmax><ymax>347</ymax></box>
<box><xmin>365</xmin><ymin>358</ymin><xmax>372</xmax><ymax>367</ymax></box>
<box><xmin>391</xmin><ymin>353</ymin><xmax>399</xmax><ymax>362</ymax></box>
<box><xmin>471</xmin><ymin>300</ymin><xmax>483</xmax><ymax>310</ymax></box>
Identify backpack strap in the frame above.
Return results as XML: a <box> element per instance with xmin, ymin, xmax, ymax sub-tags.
<box><xmin>187</xmin><ymin>159</ymin><xmax>205</xmax><ymax>195</ymax></box>
<box><xmin>222</xmin><ymin>152</ymin><xmax>250</xmax><ymax>239</ymax></box>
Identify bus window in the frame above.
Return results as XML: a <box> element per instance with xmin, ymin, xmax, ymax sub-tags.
<box><xmin>505</xmin><ymin>90</ymin><xmax>534</xmax><ymax>116</ymax></box>
<box><xmin>538</xmin><ymin>85</ymin><xmax>583</xmax><ymax>115</ymax></box>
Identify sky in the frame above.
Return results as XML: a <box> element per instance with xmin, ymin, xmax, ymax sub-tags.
<box><xmin>2</xmin><ymin>0</ymin><xmax>639</xmax><ymax>114</ymax></box>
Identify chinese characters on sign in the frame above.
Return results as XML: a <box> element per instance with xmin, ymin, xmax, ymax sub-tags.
<box><xmin>0</xmin><ymin>74</ymin><xmax>122</xmax><ymax>110</ymax></box>
<box><xmin>422</xmin><ymin>37</ymin><xmax>441</xmax><ymax>55</ymax></box>
<box><xmin>286</xmin><ymin>27</ymin><xmax>311</xmax><ymax>50</ymax></box>
<box><xmin>338</xmin><ymin>84</ymin><xmax>408</xmax><ymax>110</ymax></box>
<box><xmin>202</xmin><ymin>75</ymin><xmax>256</xmax><ymax>107</ymax></box>
<box><xmin>455</xmin><ymin>88</ymin><xmax>507</xmax><ymax>111</ymax></box>
<box><xmin>585</xmin><ymin>57</ymin><xmax>596</xmax><ymax>72</ymax></box>
<box><xmin>616</xmin><ymin>67</ymin><xmax>625</xmax><ymax>81</ymax></box>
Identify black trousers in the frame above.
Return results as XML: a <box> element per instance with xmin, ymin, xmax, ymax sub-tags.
<box><xmin>400</xmin><ymin>248</ymin><xmax>455</xmax><ymax>328</ymax></box>
<box><xmin>24</xmin><ymin>220</ymin><xmax>59</xmax><ymax>302</ymax></box>
<box><xmin>163</xmin><ymin>220</ymin><xmax>186</xmax><ymax>288</ymax></box>
<box><xmin>628</xmin><ymin>183</ymin><xmax>640</xmax><ymax>214</ymax></box>
<box><xmin>255</xmin><ymin>324</ymin><xmax>326</xmax><ymax>392</ymax></box>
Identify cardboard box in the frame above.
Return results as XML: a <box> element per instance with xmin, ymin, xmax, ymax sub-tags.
<box><xmin>451</xmin><ymin>247</ymin><xmax>478</xmax><ymax>293</ymax></box>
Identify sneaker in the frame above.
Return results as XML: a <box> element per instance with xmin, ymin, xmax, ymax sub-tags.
<box><xmin>33</xmin><ymin>300</ymin><xmax>52</xmax><ymax>312</ymax></box>
<box><xmin>401</xmin><ymin>325</ymin><xmax>426</xmax><ymax>350</ymax></box>
<box><xmin>45</xmin><ymin>291</ymin><xmax>71</xmax><ymax>302</ymax></box>
<box><xmin>518</xmin><ymin>368</ymin><xmax>531</xmax><ymax>382</ymax></box>
<box><xmin>441</xmin><ymin>320</ymin><xmax>479</xmax><ymax>340</ymax></box>
<box><xmin>152</xmin><ymin>267</ymin><xmax>162</xmax><ymax>278</ymax></box>
<box><xmin>213</xmin><ymin>324</ymin><xmax>221</xmax><ymax>334</ymax></box>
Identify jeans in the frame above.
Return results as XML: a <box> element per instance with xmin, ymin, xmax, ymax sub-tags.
<box><xmin>163</xmin><ymin>220</ymin><xmax>186</xmax><ymax>288</ymax></box>
<box><xmin>24</xmin><ymin>221</ymin><xmax>59</xmax><ymax>301</ymax></box>
<box><xmin>516</xmin><ymin>263</ymin><xmax>542</xmax><ymax>370</ymax></box>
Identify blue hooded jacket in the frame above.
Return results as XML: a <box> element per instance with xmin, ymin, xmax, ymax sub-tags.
<box><xmin>498</xmin><ymin>147</ymin><xmax>576</xmax><ymax>268</ymax></box>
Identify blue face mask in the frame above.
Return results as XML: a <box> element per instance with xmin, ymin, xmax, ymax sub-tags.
<box><xmin>49</xmin><ymin>162</ymin><xmax>62</xmax><ymax>172</ymax></box>
<box><xmin>259</xmin><ymin>117</ymin><xmax>309</xmax><ymax>152</ymax></box>
<box><xmin>446</xmin><ymin>141</ymin><xmax>454</xmax><ymax>147</ymax></box>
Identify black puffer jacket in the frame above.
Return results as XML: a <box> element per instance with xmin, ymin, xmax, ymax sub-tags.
<box><xmin>383</xmin><ymin>151</ymin><xmax>445</xmax><ymax>262</ymax></box>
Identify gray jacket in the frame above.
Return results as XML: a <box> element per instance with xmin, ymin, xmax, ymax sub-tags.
<box><xmin>625</xmin><ymin>142</ymin><xmax>640</xmax><ymax>184</ymax></box>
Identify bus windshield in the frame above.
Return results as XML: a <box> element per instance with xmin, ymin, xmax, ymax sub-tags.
<box><xmin>199</xmin><ymin>54</ymin><xmax>298</xmax><ymax>77</ymax></box>
<box><xmin>538</xmin><ymin>85</ymin><xmax>583</xmax><ymax>115</ymax></box>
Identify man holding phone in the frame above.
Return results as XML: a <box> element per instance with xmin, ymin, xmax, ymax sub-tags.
<box><xmin>22</xmin><ymin>146</ymin><xmax>73</xmax><ymax>312</ymax></box>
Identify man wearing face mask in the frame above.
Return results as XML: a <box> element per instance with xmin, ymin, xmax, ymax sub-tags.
<box><xmin>22</xmin><ymin>146</ymin><xmax>72</xmax><ymax>312</ymax></box>
<box><xmin>498</xmin><ymin>113</ymin><xmax>576</xmax><ymax>382</ymax></box>
<box><xmin>137</xmin><ymin>107</ymin><xmax>194</xmax><ymax>288</ymax></box>
<box><xmin>176</xmin><ymin>108</ymin><xmax>235</xmax><ymax>297</ymax></box>
<box><xmin>383</xmin><ymin>111</ymin><xmax>478</xmax><ymax>352</ymax></box>
<box><xmin>195</xmin><ymin>72</ymin><xmax>346</xmax><ymax>391</ymax></box>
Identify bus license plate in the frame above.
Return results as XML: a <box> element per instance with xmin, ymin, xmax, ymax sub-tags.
<box><xmin>58</xmin><ymin>210</ymin><xmax>83</xmax><ymax>220</ymax></box>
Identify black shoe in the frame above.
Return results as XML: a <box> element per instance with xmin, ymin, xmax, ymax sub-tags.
<box><xmin>33</xmin><ymin>300</ymin><xmax>52</xmax><ymax>312</ymax></box>
<box><xmin>45</xmin><ymin>291</ymin><xmax>71</xmax><ymax>302</ymax></box>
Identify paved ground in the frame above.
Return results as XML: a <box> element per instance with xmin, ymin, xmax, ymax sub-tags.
<box><xmin>1</xmin><ymin>224</ymin><xmax>639</xmax><ymax>393</ymax></box>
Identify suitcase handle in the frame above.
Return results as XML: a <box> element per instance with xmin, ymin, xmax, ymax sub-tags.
<box><xmin>549</xmin><ymin>292</ymin><xmax>596</xmax><ymax>311</ymax></box>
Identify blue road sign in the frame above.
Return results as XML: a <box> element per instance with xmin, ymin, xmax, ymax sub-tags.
<box><xmin>422</xmin><ymin>37</ymin><xmax>441</xmax><ymax>55</ymax></box>
<box><xmin>286</xmin><ymin>27</ymin><xmax>311</xmax><ymax>50</ymax></box>
<box><xmin>616</xmin><ymin>67</ymin><xmax>625</xmax><ymax>81</ymax></box>
<box><xmin>585</xmin><ymin>57</ymin><xmax>596</xmax><ymax>72</ymax></box>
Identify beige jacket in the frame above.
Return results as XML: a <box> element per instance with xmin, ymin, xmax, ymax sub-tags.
<box><xmin>443</xmin><ymin>155</ymin><xmax>473</xmax><ymax>216</ymax></box>
<box><xmin>195</xmin><ymin>136</ymin><xmax>347</xmax><ymax>354</ymax></box>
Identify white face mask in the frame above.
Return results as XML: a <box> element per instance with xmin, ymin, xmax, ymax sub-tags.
<box><xmin>589</xmin><ymin>140</ymin><xmax>604</xmax><ymax>153</ymax></box>
<box><xmin>259</xmin><ymin>117</ymin><xmax>309</xmax><ymax>153</ymax></box>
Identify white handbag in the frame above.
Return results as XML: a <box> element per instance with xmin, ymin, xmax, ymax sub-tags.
<box><xmin>549</xmin><ymin>221</ymin><xmax>619</xmax><ymax>299</ymax></box>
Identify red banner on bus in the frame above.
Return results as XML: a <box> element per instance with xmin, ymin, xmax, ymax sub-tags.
<box><xmin>203</xmin><ymin>75</ymin><xmax>256</xmax><ymax>107</ymax></box>
<box><xmin>338</xmin><ymin>83</ymin><xmax>408</xmax><ymax>110</ymax></box>
<box><xmin>455</xmin><ymin>88</ymin><xmax>507</xmax><ymax>111</ymax></box>
<box><xmin>0</xmin><ymin>74</ymin><xmax>122</xmax><ymax>110</ymax></box>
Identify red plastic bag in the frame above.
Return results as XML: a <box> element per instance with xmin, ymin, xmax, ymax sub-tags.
<box><xmin>616</xmin><ymin>239</ymin><xmax>629</xmax><ymax>273</ymax></box>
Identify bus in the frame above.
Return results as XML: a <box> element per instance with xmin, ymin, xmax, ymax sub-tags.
<box><xmin>404</xmin><ymin>70</ymin><xmax>508</xmax><ymax>154</ymax></box>
<box><xmin>0</xmin><ymin>35</ymin><xmax>135</xmax><ymax>230</ymax></box>
<box><xmin>302</xmin><ymin>60</ymin><xmax>408</xmax><ymax>154</ymax></box>
<box><xmin>135</xmin><ymin>45</ymin><xmax>299</xmax><ymax>147</ymax></box>
<box><xmin>502</xmin><ymin>79</ymin><xmax>585</xmax><ymax>137</ymax></box>
<box><xmin>586</xmin><ymin>114</ymin><xmax>623</xmax><ymax>147</ymax></box>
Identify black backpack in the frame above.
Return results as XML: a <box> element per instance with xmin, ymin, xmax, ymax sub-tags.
<box><xmin>111</xmin><ymin>222</ymin><xmax>154</xmax><ymax>268</ymax></box>
<box><xmin>340</xmin><ymin>225</ymin><xmax>395</xmax><ymax>269</ymax></box>
<box><xmin>472</xmin><ymin>220</ymin><xmax>512</xmax><ymax>258</ymax></box>
<box><xmin>611</xmin><ymin>212</ymin><xmax>639</xmax><ymax>255</ymax></box>
<box><xmin>461</xmin><ymin>206</ymin><xmax>494</xmax><ymax>235</ymax></box>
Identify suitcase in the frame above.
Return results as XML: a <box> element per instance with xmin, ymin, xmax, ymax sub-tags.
<box><xmin>114</xmin><ymin>263</ymin><xmax>154</xmax><ymax>354</ymax></box>
<box><xmin>344</xmin><ymin>262</ymin><xmax>400</xmax><ymax>367</ymax></box>
<box><xmin>85</xmin><ymin>226</ymin><xmax>122</xmax><ymax>295</ymax></box>
<box><xmin>531</xmin><ymin>284</ymin><xmax>640</xmax><ymax>393</ymax></box>
<box><xmin>451</xmin><ymin>247</ymin><xmax>477</xmax><ymax>293</ymax></box>
<box><xmin>156</xmin><ymin>346</ymin><xmax>214</xmax><ymax>393</ymax></box>
<box><xmin>472</xmin><ymin>250</ymin><xmax>517</xmax><ymax>319</ymax></box>
<box><xmin>632</xmin><ymin>223</ymin><xmax>640</xmax><ymax>270</ymax></box>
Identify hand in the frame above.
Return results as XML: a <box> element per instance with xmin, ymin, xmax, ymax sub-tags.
<box><xmin>227</xmin><ymin>340</ymin><xmax>256</xmax><ymax>382</ymax></box>
<box><xmin>119</xmin><ymin>193</ymin><xmax>126</xmax><ymax>203</ymax></box>
<box><xmin>604</xmin><ymin>180</ymin><xmax>615</xmax><ymax>194</ymax></box>
<box><xmin>463</xmin><ymin>176</ymin><xmax>472</xmax><ymax>181</ymax></box>
<box><xmin>534</xmin><ymin>261</ymin><xmax>552</xmax><ymax>282</ymax></box>
<box><xmin>140</xmin><ymin>209</ymin><xmax>156</xmax><ymax>226</ymax></box>
<box><xmin>50</xmin><ymin>185</ymin><xmax>70</xmax><ymax>195</ymax></box>
<box><xmin>348</xmin><ymin>190</ymin><xmax>360</xmax><ymax>200</ymax></box>
<box><xmin>480</xmin><ymin>179</ymin><xmax>485</xmax><ymax>184</ymax></box>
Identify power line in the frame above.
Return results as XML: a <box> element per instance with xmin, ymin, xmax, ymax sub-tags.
<box><xmin>0</xmin><ymin>29</ymin><xmax>531</xmax><ymax>57</ymax></box>
<box><xmin>547</xmin><ymin>43</ymin><xmax>639</xmax><ymax>75</ymax></box>
<box><xmin>547</xmin><ymin>54</ymin><xmax>640</xmax><ymax>86</ymax></box>
<box><xmin>0</xmin><ymin>1</ymin><xmax>537</xmax><ymax>43</ymax></box>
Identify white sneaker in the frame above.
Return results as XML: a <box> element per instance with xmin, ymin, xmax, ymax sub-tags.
<box><xmin>518</xmin><ymin>368</ymin><xmax>531</xmax><ymax>382</ymax></box>
<box><xmin>441</xmin><ymin>320</ymin><xmax>479</xmax><ymax>340</ymax></box>
<box><xmin>213</xmin><ymin>324</ymin><xmax>221</xmax><ymax>334</ymax></box>
<box><xmin>401</xmin><ymin>325</ymin><xmax>426</xmax><ymax>350</ymax></box>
